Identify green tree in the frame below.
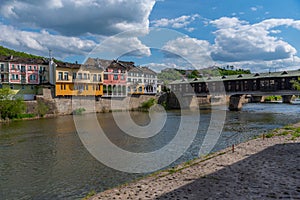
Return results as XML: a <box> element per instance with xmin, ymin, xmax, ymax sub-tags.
<box><xmin>291</xmin><ymin>77</ymin><xmax>300</xmax><ymax>90</ymax></box>
<box><xmin>0</xmin><ymin>88</ymin><xmax>26</xmax><ymax>120</ymax></box>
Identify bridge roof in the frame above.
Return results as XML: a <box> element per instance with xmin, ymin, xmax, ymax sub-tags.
<box><xmin>169</xmin><ymin>70</ymin><xmax>300</xmax><ymax>85</ymax></box>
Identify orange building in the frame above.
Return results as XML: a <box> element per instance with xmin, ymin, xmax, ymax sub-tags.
<box><xmin>55</xmin><ymin>62</ymin><xmax>103</xmax><ymax>97</ymax></box>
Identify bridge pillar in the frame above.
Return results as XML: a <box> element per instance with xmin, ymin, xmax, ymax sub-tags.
<box><xmin>229</xmin><ymin>95</ymin><xmax>245</xmax><ymax>111</ymax></box>
<box><xmin>282</xmin><ymin>95</ymin><xmax>292</xmax><ymax>103</ymax></box>
<box><xmin>251</xmin><ymin>96</ymin><xmax>264</xmax><ymax>103</ymax></box>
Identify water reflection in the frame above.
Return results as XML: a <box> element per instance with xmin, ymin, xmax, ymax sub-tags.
<box><xmin>0</xmin><ymin>103</ymin><xmax>299</xmax><ymax>199</ymax></box>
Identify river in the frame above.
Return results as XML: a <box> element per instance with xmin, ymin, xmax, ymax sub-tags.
<box><xmin>0</xmin><ymin>103</ymin><xmax>299</xmax><ymax>199</ymax></box>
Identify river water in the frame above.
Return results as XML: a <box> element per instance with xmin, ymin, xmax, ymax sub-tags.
<box><xmin>0</xmin><ymin>103</ymin><xmax>299</xmax><ymax>199</ymax></box>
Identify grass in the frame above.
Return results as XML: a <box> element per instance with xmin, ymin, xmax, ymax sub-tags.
<box><xmin>82</xmin><ymin>190</ymin><xmax>97</xmax><ymax>200</ymax></box>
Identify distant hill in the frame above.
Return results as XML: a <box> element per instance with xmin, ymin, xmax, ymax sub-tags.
<box><xmin>0</xmin><ymin>45</ymin><xmax>45</xmax><ymax>59</ymax></box>
<box><xmin>158</xmin><ymin>66</ymin><xmax>251</xmax><ymax>84</ymax></box>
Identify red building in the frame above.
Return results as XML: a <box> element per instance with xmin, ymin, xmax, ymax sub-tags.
<box><xmin>91</xmin><ymin>58</ymin><xmax>129</xmax><ymax>97</ymax></box>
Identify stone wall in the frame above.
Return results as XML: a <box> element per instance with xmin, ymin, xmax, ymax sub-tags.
<box><xmin>165</xmin><ymin>92</ymin><xmax>227</xmax><ymax>109</ymax></box>
<box><xmin>54</xmin><ymin>95</ymin><xmax>157</xmax><ymax>115</ymax></box>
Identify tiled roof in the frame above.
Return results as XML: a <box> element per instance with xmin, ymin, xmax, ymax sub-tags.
<box><xmin>0</xmin><ymin>55</ymin><xmax>48</xmax><ymax>65</ymax></box>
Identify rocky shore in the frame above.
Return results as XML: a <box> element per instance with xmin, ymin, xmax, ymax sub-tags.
<box><xmin>89</xmin><ymin>123</ymin><xmax>300</xmax><ymax>200</ymax></box>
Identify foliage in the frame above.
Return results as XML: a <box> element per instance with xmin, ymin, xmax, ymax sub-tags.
<box><xmin>73</xmin><ymin>107</ymin><xmax>86</xmax><ymax>115</ymax></box>
<box><xmin>36</xmin><ymin>100</ymin><xmax>49</xmax><ymax>117</ymax></box>
<box><xmin>0</xmin><ymin>88</ymin><xmax>26</xmax><ymax>120</ymax></box>
<box><xmin>291</xmin><ymin>77</ymin><xmax>300</xmax><ymax>90</ymax></box>
<box><xmin>140</xmin><ymin>98</ymin><xmax>156</xmax><ymax>109</ymax></box>
<box><xmin>217</xmin><ymin>67</ymin><xmax>251</xmax><ymax>76</ymax></box>
<box><xmin>187</xmin><ymin>70</ymin><xmax>200</xmax><ymax>78</ymax></box>
<box><xmin>158</xmin><ymin>69</ymin><xmax>182</xmax><ymax>85</ymax></box>
<box><xmin>264</xmin><ymin>95</ymin><xmax>282</xmax><ymax>102</ymax></box>
<box><xmin>14</xmin><ymin>113</ymin><xmax>36</xmax><ymax>119</ymax></box>
<box><xmin>0</xmin><ymin>45</ymin><xmax>44</xmax><ymax>59</ymax></box>
<box><xmin>82</xmin><ymin>190</ymin><xmax>96</xmax><ymax>200</ymax></box>
<box><xmin>0</xmin><ymin>45</ymin><xmax>62</xmax><ymax>63</ymax></box>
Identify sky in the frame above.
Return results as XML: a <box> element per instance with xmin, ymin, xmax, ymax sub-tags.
<box><xmin>0</xmin><ymin>0</ymin><xmax>300</xmax><ymax>72</ymax></box>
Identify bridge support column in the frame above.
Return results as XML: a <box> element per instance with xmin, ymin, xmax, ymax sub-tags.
<box><xmin>251</xmin><ymin>96</ymin><xmax>264</xmax><ymax>103</ymax></box>
<box><xmin>282</xmin><ymin>95</ymin><xmax>292</xmax><ymax>103</ymax></box>
<box><xmin>229</xmin><ymin>95</ymin><xmax>245</xmax><ymax>111</ymax></box>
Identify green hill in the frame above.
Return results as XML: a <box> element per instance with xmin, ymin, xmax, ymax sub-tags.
<box><xmin>0</xmin><ymin>45</ymin><xmax>45</xmax><ymax>59</ymax></box>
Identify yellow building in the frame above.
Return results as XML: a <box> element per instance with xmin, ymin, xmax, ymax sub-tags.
<box><xmin>55</xmin><ymin>62</ymin><xmax>103</xmax><ymax>97</ymax></box>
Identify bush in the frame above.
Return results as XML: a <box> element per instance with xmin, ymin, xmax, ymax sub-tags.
<box><xmin>0</xmin><ymin>88</ymin><xmax>26</xmax><ymax>120</ymax></box>
<box><xmin>36</xmin><ymin>100</ymin><xmax>49</xmax><ymax>117</ymax></box>
<box><xmin>140</xmin><ymin>98</ymin><xmax>156</xmax><ymax>109</ymax></box>
<box><xmin>73</xmin><ymin>107</ymin><xmax>86</xmax><ymax>115</ymax></box>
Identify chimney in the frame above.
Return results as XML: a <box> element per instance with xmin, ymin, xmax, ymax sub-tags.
<box><xmin>10</xmin><ymin>55</ymin><xmax>13</xmax><ymax>60</ymax></box>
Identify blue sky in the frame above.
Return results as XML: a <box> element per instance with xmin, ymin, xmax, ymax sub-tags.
<box><xmin>0</xmin><ymin>0</ymin><xmax>300</xmax><ymax>72</ymax></box>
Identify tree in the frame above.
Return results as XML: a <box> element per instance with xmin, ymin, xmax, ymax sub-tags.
<box><xmin>0</xmin><ymin>88</ymin><xmax>26</xmax><ymax>120</ymax></box>
<box><xmin>291</xmin><ymin>78</ymin><xmax>300</xmax><ymax>90</ymax></box>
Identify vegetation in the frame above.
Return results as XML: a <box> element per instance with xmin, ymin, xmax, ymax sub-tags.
<box><xmin>218</xmin><ymin>67</ymin><xmax>251</xmax><ymax>76</ymax></box>
<box><xmin>82</xmin><ymin>190</ymin><xmax>96</xmax><ymax>200</ymax></box>
<box><xmin>291</xmin><ymin>77</ymin><xmax>300</xmax><ymax>90</ymax></box>
<box><xmin>0</xmin><ymin>88</ymin><xmax>26</xmax><ymax>120</ymax></box>
<box><xmin>264</xmin><ymin>95</ymin><xmax>282</xmax><ymax>102</ymax></box>
<box><xmin>0</xmin><ymin>45</ymin><xmax>44</xmax><ymax>59</ymax></box>
<box><xmin>158</xmin><ymin>69</ymin><xmax>182</xmax><ymax>85</ymax></box>
<box><xmin>157</xmin><ymin>66</ymin><xmax>251</xmax><ymax>84</ymax></box>
<box><xmin>36</xmin><ymin>99</ymin><xmax>49</xmax><ymax>117</ymax></box>
<box><xmin>140</xmin><ymin>98</ymin><xmax>156</xmax><ymax>109</ymax></box>
<box><xmin>73</xmin><ymin>107</ymin><xmax>86</xmax><ymax>115</ymax></box>
<box><xmin>0</xmin><ymin>45</ymin><xmax>62</xmax><ymax>63</ymax></box>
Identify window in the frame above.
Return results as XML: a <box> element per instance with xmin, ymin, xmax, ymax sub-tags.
<box><xmin>34</xmin><ymin>66</ymin><xmax>37</xmax><ymax>70</ymax></box>
<box><xmin>30</xmin><ymin>75</ymin><xmax>36</xmax><ymax>80</ymax></box>
<box><xmin>128</xmin><ymin>78</ymin><xmax>131</xmax><ymax>82</ymax></box>
<box><xmin>113</xmin><ymin>74</ymin><xmax>118</xmax><ymax>80</ymax></box>
<box><xmin>78</xmin><ymin>73</ymin><xmax>82</xmax><ymax>79</ymax></box>
<box><xmin>28</xmin><ymin>66</ymin><xmax>32</xmax><ymax>70</ymax></box>
<box><xmin>64</xmin><ymin>72</ymin><xmax>69</xmax><ymax>80</ymax></box>
<box><xmin>86</xmin><ymin>84</ymin><xmax>89</xmax><ymax>90</ymax></box>
<box><xmin>83</xmin><ymin>73</ymin><xmax>87</xmax><ymax>80</ymax></box>
<box><xmin>12</xmin><ymin>64</ymin><xmax>15</xmax><ymax>70</ymax></box>
<box><xmin>21</xmin><ymin>66</ymin><xmax>26</xmax><ymax>72</ymax></box>
<box><xmin>104</xmin><ymin>74</ymin><xmax>108</xmax><ymax>80</ymax></box>
<box><xmin>98</xmin><ymin>74</ymin><xmax>101</xmax><ymax>82</ymax></box>
<box><xmin>0</xmin><ymin>64</ymin><xmax>4</xmax><ymax>71</ymax></box>
<box><xmin>58</xmin><ymin>72</ymin><xmax>63</xmax><ymax>80</ymax></box>
<box><xmin>93</xmin><ymin>74</ymin><xmax>97</xmax><ymax>81</ymax></box>
<box><xmin>16</xmin><ymin>74</ymin><xmax>19</xmax><ymax>80</ymax></box>
<box><xmin>121</xmin><ymin>75</ymin><xmax>125</xmax><ymax>80</ymax></box>
<box><xmin>73</xmin><ymin>72</ymin><xmax>77</xmax><ymax>80</ymax></box>
<box><xmin>17</xmin><ymin>65</ymin><xmax>20</xmax><ymax>70</ymax></box>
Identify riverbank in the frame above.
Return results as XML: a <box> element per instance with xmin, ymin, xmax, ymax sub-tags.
<box><xmin>89</xmin><ymin>123</ymin><xmax>300</xmax><ymax>200</ymax></box>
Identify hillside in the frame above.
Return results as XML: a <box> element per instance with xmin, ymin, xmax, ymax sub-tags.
<box><xmin>0</xmin><ymin>45</ymin><xmax>45</xmax><ymax>59</ymax></box>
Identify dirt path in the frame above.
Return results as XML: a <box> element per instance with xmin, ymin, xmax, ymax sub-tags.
<box><xmin>90</xmin><ymin>124</ymin><xmax>300</xmax><ymax>200</ymax></box>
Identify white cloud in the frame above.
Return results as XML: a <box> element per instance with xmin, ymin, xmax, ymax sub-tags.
<box><xmin>251</xmin><ymin>7</ymin><xmax>258</xmax><ymax>11</ymax></box>
<box><xmin>210</xmin><ymin>17</ymin><xmax>299</xmax><ymax>62</ymax></box>
<box><xmin>90</xmin><ymin>36</ymin><xmax>151</xmax><ymax>59</ymax></box>
<box><xmin>0</xmin><ymin>23</ymin><xmax>97</xmax><ymax>59</ymax></box>
<box><xmin>151</xmin><ymin>14</ymin><xmax>200</xmax><ymax>31</ymax></box>
<box><xmin>0</xmin><ymin>0</ymin><xmax>156</xmax><ymax>36</ymax></box>
<box><xmin>162</xmin><ymin>36</ymin><xmax>214</xmax><ymax>68</ymax></box>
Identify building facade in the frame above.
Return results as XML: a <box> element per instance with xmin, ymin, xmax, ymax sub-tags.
<box><xmin>0</xmin><ymin>56</ymin><xmax>50</xmax><ymax>100</ymax></box>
